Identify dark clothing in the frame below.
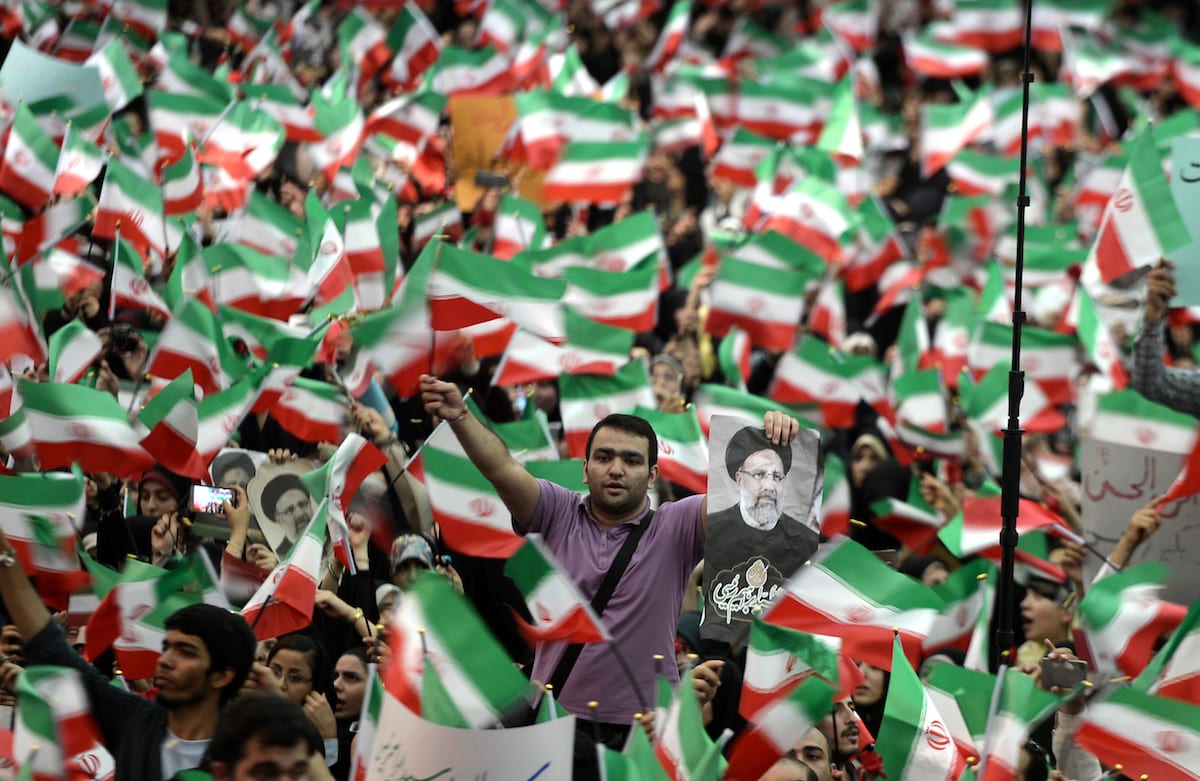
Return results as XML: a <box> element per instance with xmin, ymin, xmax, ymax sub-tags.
<box><xmin>572</xmin><ymin>719</ymin><xmax>631</xmax><ymax>781</ymax></box>
<box><xmin>23</xmin><ymin>620</ymin><xmax>169</xmax><ymax>781</ymax></box>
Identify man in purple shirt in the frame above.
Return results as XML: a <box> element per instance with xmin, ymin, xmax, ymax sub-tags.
<box><xmin>419</xmin><ymin>374</ymin><xmax>802</xmax><ymax>779</ymax></box>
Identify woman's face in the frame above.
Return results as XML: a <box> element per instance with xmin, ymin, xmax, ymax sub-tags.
<box><xmin>139</xmin><ymin>480</ymin><xmax>178</xmax><ymax>518</ymax></box>
<box><xmin>332</xmin><ymin>654</ymin><xmax>368</xmax><ymax>720</ymax></box>
<box><xmin>853</xmin><ymin>662</ymin><xmax>887</xmax><ymax>708</ymax></box>
<box><xmin>850</xmin><ymin>447</ymin><xmax>881</xmax><ymax>489</ymax></box>
<box><xmin>270</xmin><ymin>648</ymin><xmax>316</xmax><ymax>706</ymax></box>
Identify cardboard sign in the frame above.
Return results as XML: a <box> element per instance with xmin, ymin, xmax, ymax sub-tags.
<box><xmin>449</xmin><ymin>95</ymin><xmax>545</xmax><ymax>211</ymax></box>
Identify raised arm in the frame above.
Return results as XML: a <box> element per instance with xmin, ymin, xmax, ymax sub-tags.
<box><xmin>419</xmin><ymin>374</ymin><xmax>542</xmax><ymax>531</ymax></box>
<box><xmin>1131</xmin><ymin>261</ymin><xmax>1200</xmax><ymax>416</ymax></box>
<box><xmin>0</xmin><ymin>527</ymin><xmax>53</xmax><ymax>644</ymax></box>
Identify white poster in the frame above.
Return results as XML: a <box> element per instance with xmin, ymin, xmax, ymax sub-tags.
<box><xmin>1079</xmin><ymin>437</ymin><xmax>1200</xmax><ymax>605</ymax></box>
<box><xmin>365</xmin><ymin>693</ymin><xmax>576</xmax><ymax>781</ymax></box>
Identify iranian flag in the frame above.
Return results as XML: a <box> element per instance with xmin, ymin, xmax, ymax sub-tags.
<box><xmin>823</xmin><ymin>0</ymin><xmax>877</xmax><ymax>52</ymax></box>
<box><xmin>488</xmin><ymin>409</ymin><xmax>559</xmax><ymax>465</ymax></box>
<box><xmin>502</xmin><ymin>90</ymin><xmax>637</xmax><ymax>171</ymax></box>
<box><xmin>820</xmin><ymin>452</ymin><xmax>850</xmax><ymax>537</ymax></box>
<box><xmin>946</xmin><ymin>149</ymin><xmax>1019</xmax><ymax>197</ymax></box>
<box><xmin>272</xmin><ymin>378</ymin><xmax>348</xmax><ymax>444</ymax></box>
<box><xmin>725</xmin><ymin>677</ymin><xmax>836</xmax><ymax>781</ymax></box>
<box><xmin>0</xmin><ymin>365</ymin><xmax>35</xmax><ymax>461</ymax></box>
<box><xmin>300</xmin><ymin>432</ymin><xmax>387</xmax><ymax>572</ymax></box>
<box><xmin>243</xmin><ymin>84</ymin><xmax>320</xmax><ymax>143</ymax></box>
<box><xmin>740</xmin><ymin>619</ymin><xmax>842</xmax><ymax>721</ymax></box>
<box><xmin>875</xmin><ymin>638</ymin><xmax>965</xmax><ymax>781</ymax></box>
<box><xmin>655</xmin><ymin>673</ymin><xmax>725</xmax><ymax>781</ymax></box>
<box><xmin>412</xmin><ymin>421</ymin><xmax>523</xmax><ymax>557</ymax></box>
<box><xmin>517</xmin><ymin>210</ymin><xmax>664</xmax><ymax>279</ymax></box>
<box><xmin>307</xmin><ymin>77</ymin><xmax>365</xmax><ymax>178</ymax></box>
<box><xmin>960</xmin><ymin>360</ymin><xmax>1064</xmax><ymax>437</ymax></box>
<box><xmin>1133</xmin><ymin>598</ymin><xmax>1200</xmax><ymax>705</ymax></box>
<box><xmin>201</xmin><ymin>244</ymin><xmax>305</xmax><ymax>322</ymax></box>
<box><xmin>413</xmin><ymin>201</ymin><xmax>463</xmax><ymax>248</ymax></box>
<box><xmin>762</xmin><ymin>535</ymin><xmax>949</xmax><ymax>671</ymax></box>
<box><xmin>692</xmin><ymin>383</ymin><xmax>819</xmax><ymax>436</ymax></box>
<box><xmin>558</xmin><ymin>360</ymin><xmax>656</xmax><ymax>458</ymax></box>
<box><xmin>706</xmin><ymin>239</ymin><xmax>816</xmax><ymax>352</ymax></box>
<box><xmin>162</xmin><ymin>141</ymin><xmax>204</xmax><ymax>216</ymax></box>
<box><xmin>48</xmin><ymin>320</ymin><xmax>102</xmax><ymax>385</ymax></box>
<box><xmin>384</xmin><ymin>572</ymin><xmax>533</xmax><ymax>728</ymax></box>
<box><xmin>13</xmin><ymin>666</ymin><xmax>115</xmax><ymax>781</ymax></box>
<box><xmin>817</xmin><ymin>75</ymin><xmax>863</xmax><ymax>166</ymax></box>
<box><xmin>733</xmin><ymin>79</ymin><xmax>827</xmax><ymax>144</ymax></box>
<box><xmin>428</xmin><ymin>243</ymin><xmax>566</xmax><ymax>340</ymax></box>
<box><xmin>111</xmin><ymin>0</ymin><xmax>168</xmax><ymax>39</ymax></box>
<box><xmin>350</xmin><ymin>242</ymin><xmax>435</xmax><ymax>397</ymax></box>
<box><xmin>1089</xmin><ymin>127</ymin><xmax>1190</xmax><ymax>283</ymax></box>
<box><xmin>904</xmin><ymin>33</ymin><xmax>988</xmax><ymax>79</ymax></box>
<box><xmin>563</xmin><ymin>255</ymin><xmax>658</xmax><ymax>332</ymax></box>
<box><xmin>1087</xmin><ymin>389</ymin><xmax>1197</xmax><ymax>454</ymax></box>
<box><xmin>233</xmin><ymin>190</ymin><xmax>305</xmax><ymax>259</ymax></box>
<box><xmin>19</xmin><ymin>380</ymin><xmax>153</xmax><ymax>477</ymax></box>
<box><xmin>146</xmin><ymin>298</ymin><xmax>245</xmax><ymax>395</ymax></box>
<box><xmin>111</xmin><ymin>237</ymin><xmax>172</xmax><ymax>320</ymax></box>
<box><xmin>425</xmin><ymin>45</ymin><xmax>514</xmax><ymax>96</ymax></box>
<box><xmin>1175</xmin><ymin>39</ymin><xmax>1200</xmax><ymax>110</ymax></box>
<box><xmin>976</xmin><ymin>667</ymin><xmax>1067</xmax><ymax>781</ymax></box>
<box><xmin>843</xmin><ymin>196</ymin><xmax>905</xmax><ymax>292</ymax></box>
<box><xmin>945</xmin><ymin>0</ymin><xmax>1023</xmax><ymax>51</ymax></box>
<box><xmin>870</xmin><ymin>497</ymin><xmax>945</xmax><ymax>554</ymax></box>
<box><xmin>365</xmin><ymin>91</ymin><xmax>446</xmax><ymax>147</ymax></box>
<box><xmin>752</xmin><ymin>176</ymin><xmax>855</xmax><ymax>263</ymax></box>
<box><xmin>1066</xmin><ymin>284</ymin><xmax>1128</xmax><ymax>388</ymax></box>
<box><xmin>1075</xmin><ymin>562</ymin><xmax>1187</xmax><ymax>677</ymax></box>
<box><xmin>146</xmin><ymin>89</ymin><xmax>228</xmax><ymax>168</ymax></box>
<box><xmin>52</xmin><ymin>123</ymin><xmax>104</xmax><ymax>197</ymax></box>
<box><xmin>196</xmin><ymin>377</ymin><xmax>259</xmax><ymax>465</ymax></box>
<box><xmin>1074</xmin><ymin>687</ymin><xmax>1200</xmax><ymax>781</ymax></box>
<box><xmin>137</xmin><ymin>370</ymin><xmax>208</xmax><ymax>480</ymax></box>
<box><xmin>381</xmin><ymin>1</ymin><xmax>442</xmax><ymax>90</ymax></box>
<box><xmin>338</xmin><ymin>7</ymin><xmax>392</xmax><ymax>83</ymax></box>
<box><xmin>542</xmin><ymin>138</ymin><xmax>649</xmax><ymax>204</ymax></box>
<box><xmin>301</xmin><ymin>191</ymin><xmax>353</xmax><ymax>307</ymax></box>
<box><xmin>717</xmin><ymin>325</ymin><xmax>752</xmax><ymax>392</ymax></box>
<box><xmin>494</xmin><ymin>312</ymin><xmax>632</xmax><ymax>386</ymax></box>
<box><xmin>340</xmin><ymin>195</ymin><xmax>399</xmax><ymax>312</ymax></box>
<box><xmin>504</xmin><ymin>533</ymin><xmax>611</xmax><ymax>644</ymax></box>
<box><xmin>938</xmin><ymin>482</ymin><xmax>1083</xmax><ymax>560</ymax></box>
<box><xmin>770</xmin><ymin>337</ymin><xmax>884</xmax><ymax>428</ymax></box>
<box><xmin>85</xmin><ymin>554</ymin><xmax>228</xmax><ymax>676</ymax></box>
<box><xmin>0</xmin><ymin>469</ymin><xmax>89</xmax><ymax>599</ymax></box>
<box><xmin>492</xmin><ymin>193</ymin><xmax>547</xmax><ymax>260</ymax></box>
<box><xmin>87</xmin><ymin>38</ymin><xmax>143</xmax><ymax>112</ymax></box>
<box><xmin>629</xmin><ymin>406</ymin><xmax>709</xmax><ymax>493</ymax></box>
<box><xmin>968</xmin><ymin>321</ymin><xmax>1078</xmax><ymax>404</ymax></box>
<box><xmin>95</xmin><ymin>158</ymin><xmax>168</xmax><ymax>258</ymax></box>
<box><xmin>710</xmin><ymin>127</ymin><xmax>776</xmax><ymax>188</ymax></box>
<box><xmin>921</xmin><ymin>88</ymin><xmax>993</xmax><ymax>177</ymax></box>
<box><xmin>0</xmin><ymin>104</ymin><xmax>59</xmax><ymax>210</ymax></box>
<box><xmin>351</xmin><ymin>673</ymin><xmax>385</xmax><ymax>781</ymax></box>
<box><xmin>241</xmin><ymin>501</ymin><xmax>329</xmax><ymax>639</ymax></box>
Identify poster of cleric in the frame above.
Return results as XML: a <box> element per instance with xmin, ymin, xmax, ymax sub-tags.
<box><xmin>701</xmin><ymin>415</ymin><xmax>822</xmax><ymax>645</ymax></box>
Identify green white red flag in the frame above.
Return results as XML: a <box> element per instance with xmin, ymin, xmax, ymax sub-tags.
<box><xmin>875</xmin><ymin>636</ymin><xmax>966</xmax><ymax>781</ymax></box>
<box><xmin>13</xmin><ymin>665</ymin><xmax>116</xmax><ymax>781</ymax></box>
<box><xmin>95</xmin><ymin>157</ymin><xmax>168</xmax><ymax>258</ymax></box>
<box><xmin>52</xmin><ymin>123</ymin><xmax>105</xmax><ymax>198</ymax></box>
<box><xmin>424</xmin><ymin>45</ymin><xmax>514</xmax><ymax>96</ymax></box>
<box><xmin>504</xmin><ymin>533</ymin><xmax>611</xmax><ymax>644</ymax></box>
<box><xmin>541</xmin><ymin>137</ymin><xmax>650</xmax><ymax>204</ymax></box>
<box><xmin>110</xmin><ymin>237</ymin><xmax>172</xmax><ymax>320</ymax></box>
<box><xmin>869</xmin><ymin>496</ymin><xmax>945</xmax><ymax>555</ymax></box>
<box><xmin>1075</xmin><ymin>562</ymin><xmax>1187</xmax><ymax>677</ymax></box>
<box><xmin>724</xmin><ymin>676</ymin><xmax>837</xmax><ymax>781</ymax></box>
<box><xmin>87</xmin><ymin>37</ymin><xmax>143</xmax><ymax>112</ymax></box>
<box><xmin>629</xmin><ymin>405</ymin><xmax>708</xmax><ymax>493</ymax></box>
<box><xmin>271</xmin><ymin>377</ymin><xmax>348</xmax><ymax>444</ymax></box>
<box><xmin>338</xmin><ymin>7</ymin><xmax>392</xmax><ymax>84</ymax></box>
<box><xmin>1089</xmin><ymin>126</ymin><xmax>1190</xmax><ymax>283</ymax></box>
<box><xmin>691</xmin><ymin>383</ymin><xmax>819</xmax><ymax>436</ymax></box>
<box><xmin>162</xmin><ymin>141</ymin><xmax>203</xmax><ymax>216</ymax></box>
<box><xmin>381</xmin><ymin>1</ymin><xmax>442</xmax><ymax>90</ymax></box>
<box><xmin>0</xmin><ymin>468</ymin><xmax>89</xmax><ymax>601</ymax></box>
<box><xmin>410</xmin><ymin>421</ymin><xmax>523</xmax><ymax>557</ymax></box>
<box><xmin>494</xmin><ymin>309</ymin><xmax>633</xmax><ymax>386</ymax></box>
<box><xmin>300</xmin><ymin>432</ymin><xmax>387</xmax><ymax>572</ymax></box>
<box><xmin>0</xmin><ymin>269</ymin><xmax>48</xmax><ymax>365</ymax></box>
<box><xmin>0</xmin><ymin>365</ymin><xmax>35</xmax><ymax>462</ymax></box>
<box><xmin>938</xmin><ymin>481</ymin><xmax>1083</xmax><ymax>561</ymax></box>
<box><xmin>740</xmin><ymin>618</ymin><xmax>842</xmax><ymax>721</ymax></box>
<box><xmin>85</xmin><ymin>553</ymin><xmax>228</xmax><ymax>676</ymax></box>
<box><xmin>19</xmin><ymin>379</ymin><xmax>153</xmax><ymax>477</ymax></box>
<box><xmin>1065</xmin><ymin>283</ymin><xmax>1128</xmax><ymax>389</ymax></box>
<box><xmin>563</xmin><ymin>255</ymin><xmax>659</xmax><ymax>332</ymax></box>
<box><xmin>1087</xmin><ymin>389</ymin><xmax>1197</xmax><ymax>454</ymax></box>
<box><xmin>655</xmin><ymin>673</ymin><xmax>724</xmax><ymax>781</ymax></box>
<box><xmin>904</xmin><ymin>32</ymin><xmax>988</xmax><ymax>79</ymax></box>
<box><xmin>146</xmin><ymin>297</ymin><xmax>245</xmax><ymax>395</ymax></box>
<box><xmin>770</xmin><ymin>336</ymin><xmax>885</xmax><ymax>428</ymax></box>
<box><xmin>47</xmin><ymin>319</ymin><xmax>102</xmax><ymax>385</ymax></box>
<box><xmin>645</xmin><ymin>0</ymin><xmax>690</xmax><ymax>72</ymax></box>
<box><xmin>196</xmin><ymin>376</ymin><xmax>259</xmax><ymax>465</ymax></box>
<box><xmin>920</xmin><ymin>87</ymin><xmax>994</xmax><ymax>177</ymax></box>
<box><xmin>241</xmin><ymin>499</ymin><xmax>330</xmax><ymax>640</ymax></box>
<box><xmin>503</xmin><ymin>89</ymin><xmax>638</xmax><ymax>170</ymax></box>
<box><xmin>0</xmin><ymin>103</ymin><xmax>59</xmax><ymax>210</ymax></box>
<box><xmin>823</xmin><ymin>0</ymin><xmax>877</xmax><ymax>52</ymax></box>
<box><xmin>492</xmin><ymin>193</ymin><xmax>547</xmax><ymax>260</ymax></box>
<box><xmin>751</xmin><ymin>176</ymin><xmax>855</xmax><ymax>263</ymax></box>
<box><xmin>817</xmin><ymin>74</ymin><xmax>864</xmax><ymax>166</ymax></box>
<box><xmin>136</xmin><ymin>369</ymin><xmax>208</xmax><ymax>480</ymax></box>
<box><xmin>558</xmin><ymin>360</ymin><xmax>656</xmax><ymax>457</ymax></box>
<box><xmin>383</xmin><ymin>571</ymin><xmax>533</xmax><ymax>728</ymax></box>
<box><xmin>977</xmin><ymin>666</ymin><xmax>1066</xmax><ymax>781</ymax></box>
<box><xmin>820</xmin><ymin>452</ymin><xmax>850</xmax><ymax>537</ymax></box>
<box><xmin>1133</xmin><ymin>597</ymin><xmax>1200</xmax><ymax>705</ymax></box>
<box><xmin>710</xmin><ymin>127</ymin><xmax>776</xmax><ymax>188</ymax></box>
<box><xmin>1074</xmin><ymin>687</ymin><xmax>1200</xmax><ymax>781</ymax></box>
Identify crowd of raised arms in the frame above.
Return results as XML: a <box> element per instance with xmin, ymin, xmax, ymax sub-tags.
<box><xmin>2</xmin><ymin>1</ymin><xmax>1200</xmax><ymax>780</ymax></box>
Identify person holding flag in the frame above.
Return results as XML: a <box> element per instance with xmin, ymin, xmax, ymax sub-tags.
<box><xmin>419</xmin><ymin>372</ymin><xmax>804</xmax><ymax>781</ymax></box>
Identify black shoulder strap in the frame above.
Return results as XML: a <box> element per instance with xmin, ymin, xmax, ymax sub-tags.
<box><xmin>545</xmin><ymin>509</ymin><xmax>654</xmax><ymax>697</ymax></box>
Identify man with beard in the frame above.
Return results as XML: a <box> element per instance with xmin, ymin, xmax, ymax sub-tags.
<box><xmin>0</xmin><ymin>526</ymin><xmax>256</xmax><ymax>781</ymax></box>
<box><xmin>701</xmin><ymin>426</ymin><xmax>820</xmax><ymax>645</ymax></box>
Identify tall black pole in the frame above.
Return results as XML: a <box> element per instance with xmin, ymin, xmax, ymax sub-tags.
<box><xmin>996</xmin><ymin>0</ymin><xmax>1037</xmax><ymax>664</ymax></box>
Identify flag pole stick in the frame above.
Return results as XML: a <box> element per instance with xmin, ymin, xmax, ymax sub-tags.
<box><xmin>995</xmin><ymin>0</ymin><xmax>1036</xmax><ymax>669</ymax></box>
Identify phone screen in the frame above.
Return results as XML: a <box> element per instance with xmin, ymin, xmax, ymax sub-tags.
<box><xmin>191</xmin><ymin>485</ymin><xmax>234</xmax><ymax>514</ymax></box>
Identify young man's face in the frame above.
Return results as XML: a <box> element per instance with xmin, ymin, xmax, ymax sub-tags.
<box><xmin>155</xmin><ymin>629</ymin><xmax>226</xmax><ymax>709</ymax></box>
<box><xmin>1020</xmin><ymin>585</ymin><xmax>1072</xmax><ymax>644</ymax></box>
<box><xmin>211</xmin><ymin>736</ymin><xmax>310</xmax><ymax>781</ymax></box>
<box><xmin>583</xmin><ymin>426</ymin><xmax>657</xmax><ymax>525</ymax></box>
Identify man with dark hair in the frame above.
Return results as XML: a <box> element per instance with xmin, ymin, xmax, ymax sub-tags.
<box><xmin>0</xmin><ymin>527</ymin><xmax>256</xmax><ymax>781</ymax></box>
<box><xmin>419</xmin><ymin>374</ymin><xmax>803</xmax><ymax>781</ymax></box>
<box><xmin>207</xmin><ymin>693</ymin><xmax>323</xmax><ymax>781</ymax></box>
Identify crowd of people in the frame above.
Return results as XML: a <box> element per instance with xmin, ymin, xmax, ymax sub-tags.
<box><xmin>2</xmin><ymin>0</ymin><xmax>1200</xmax><ymax>780</ymax></box>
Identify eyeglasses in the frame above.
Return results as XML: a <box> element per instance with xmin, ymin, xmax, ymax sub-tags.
<box><xmin>269</xmin><ymin>667</ymin><xmax>313</xmax><ymax>687</ymax></box>
<box><xmin>738</xmin><ymin>469</ymin><xmax>786</xmax><ymax>484</ymax></box>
